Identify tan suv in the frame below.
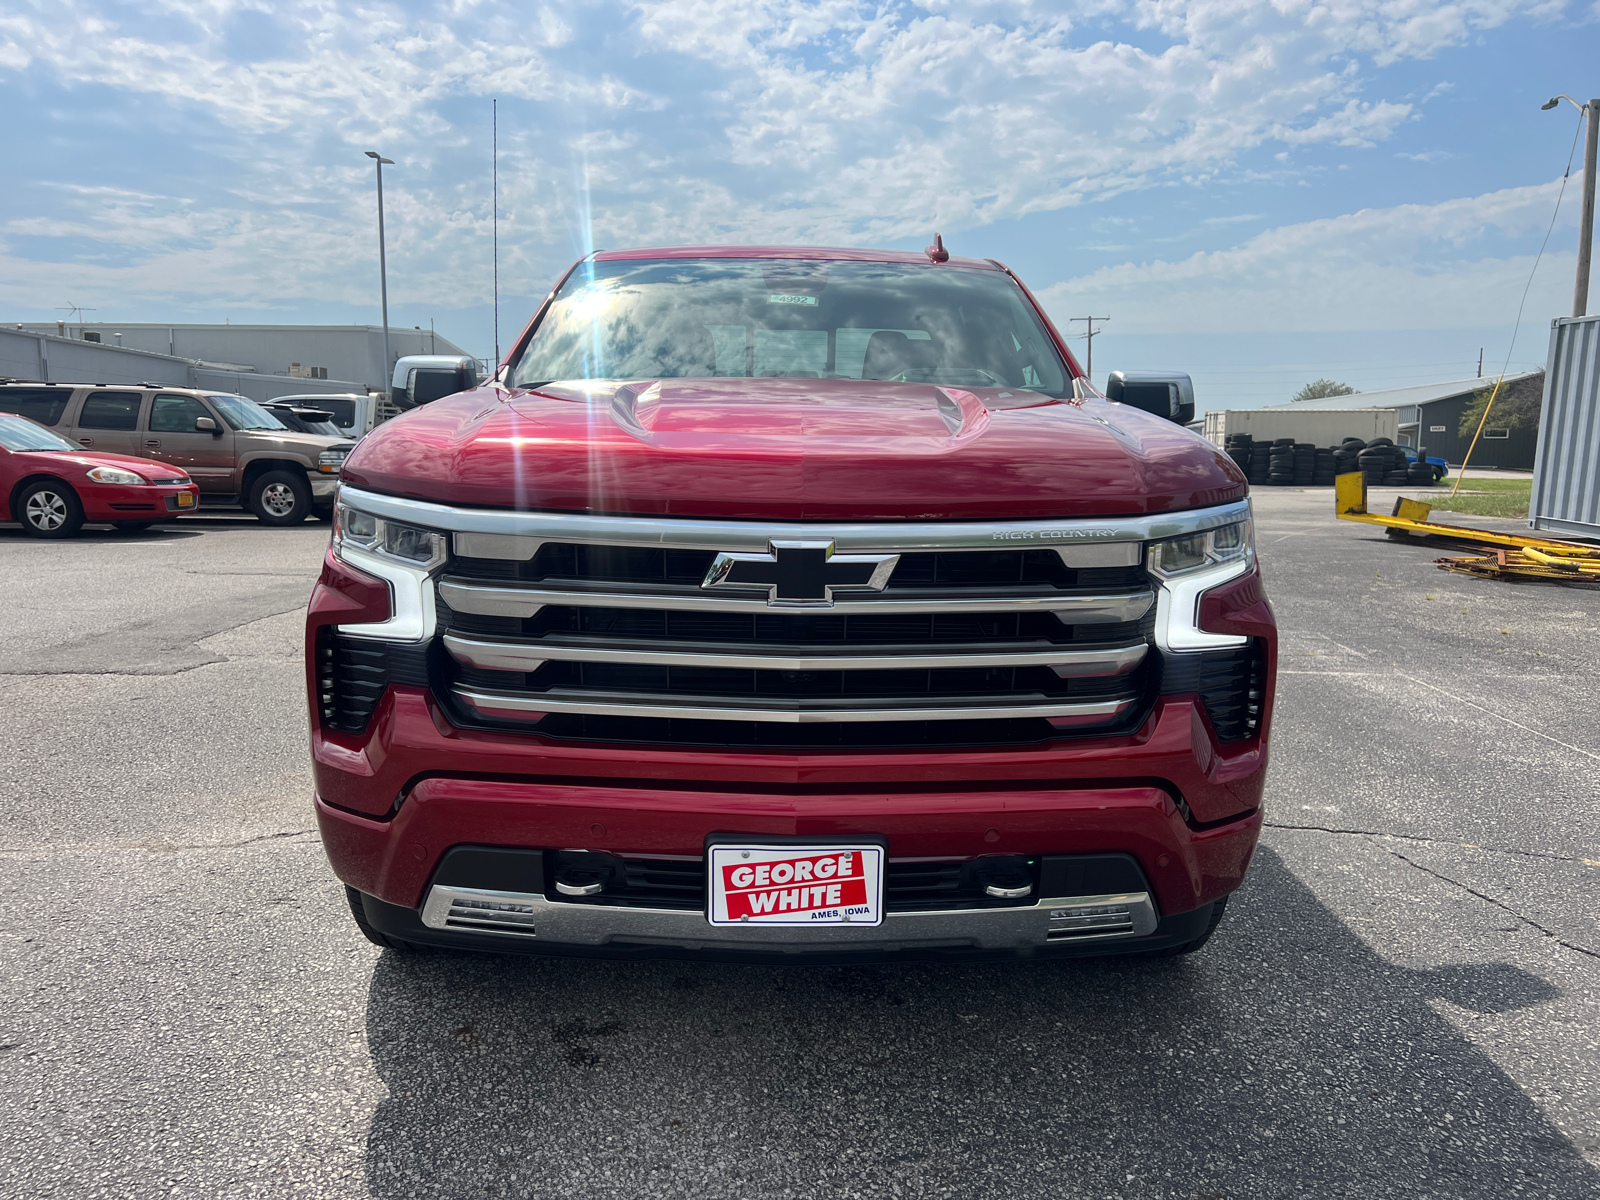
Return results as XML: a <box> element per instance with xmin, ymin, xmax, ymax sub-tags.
<box><xmin>0</xmin><ymin>383</ymin><xmax>355</xmax><ymax>524</ymax></box>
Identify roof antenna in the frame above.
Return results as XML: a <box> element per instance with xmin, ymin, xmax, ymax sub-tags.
<box><xmin>924</xmin><ymin>232</ymin><xmax>949</xmax><ymax>263</ymax></box>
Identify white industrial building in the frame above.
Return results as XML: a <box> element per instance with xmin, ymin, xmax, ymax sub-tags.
<box><xmin>8</xmin><ymin>322</ymin><xmax>473</xmax><ymax>398</ymax></box>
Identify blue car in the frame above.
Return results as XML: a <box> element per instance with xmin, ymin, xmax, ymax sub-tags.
<box><xmin>1401</xmin><ymin>449</ymin><xmax>1448</xmax><ymax>483</ymax></box>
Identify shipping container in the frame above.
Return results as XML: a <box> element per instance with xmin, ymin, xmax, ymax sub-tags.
<box><xmin>1202</xmin><ymin>408</ymin><xmax>1399</xmax><ymax>448</ymax></box>
<box><xmin>1529</xmin><ymin>314</ymin><xmax>1600</xmax><ymax>539</ymax></box>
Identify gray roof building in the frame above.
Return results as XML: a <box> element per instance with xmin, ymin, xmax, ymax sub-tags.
<box><xmin>1258</xmin><ymin>371</ymin><xmax>1545</xmax><ymax>469</ymax></box>
<box><xmin>10</xmin><ymin>322</ymin><xmax>472</xmax><ymax>397</ymax></box>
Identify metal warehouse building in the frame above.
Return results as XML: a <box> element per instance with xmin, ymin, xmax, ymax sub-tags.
<box><xmin>9</xmin><ymin>322</ymin><xmax>472</xmax><ymax>398</ymax></box>
<box><xmin>1257</xmin><ymin>370</ymin><xmax>1545</xmax><ymax>469</ymax></box>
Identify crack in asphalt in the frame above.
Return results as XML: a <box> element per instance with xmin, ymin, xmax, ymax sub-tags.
<box><xmin>1383</xmin><ymin>848</ymin><xmax>1600</xmax><ymax>962</ymax></box>
<box><xmin>1397</xmin><ymin>672</ymin><xmax>1600</xmax><ymax>763</ymax></box>
<box><xmin>0</xmin><ymin>661</ymin><xmax>225</xmax><ymax>678</ymax></box>
<box><xmin>0</xmin><ymin>605</ymin><xmax>308</xmax><ymax>678</ymax></box>
<box><xmin>0</xmin><ymin>829</ymin><xmax>317</xmax><ymax>856</ymax></box>
<box><xmin>1264</xmin><ymin>822</ymin><xmax>1596</xmax><ymax>865</ymax></box>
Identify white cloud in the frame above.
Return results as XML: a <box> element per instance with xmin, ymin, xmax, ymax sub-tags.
<box><xmin>1034</xmin><ymin>178</ymin><xmax>1579</xmax><ymax>334</ymax></box>
<box><xmin>0</xmin><ymin>0</ymin><xmax>1577</xmax><ymax>314</ymax></box>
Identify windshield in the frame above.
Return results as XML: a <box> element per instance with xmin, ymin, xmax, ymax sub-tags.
<box><xmin>0</xmin><ymin>413</ymin><xmax>80</xmax><ymax>452</ymax></box>
<box><xmin>511</xmin><ymin>258</ymin><xmax>1071</xmax><ymax>397</ymax></box>
<box><xmin>207</xmin><ymin>394</ymin><xmax>287</xmax><ymax>432</ymax></box>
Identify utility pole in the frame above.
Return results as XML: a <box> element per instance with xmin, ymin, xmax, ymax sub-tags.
<box><xmin>1069</xmin><ymin>316</ymin><xmax>1110</xmax><ymax>385</ymax></box>
<box><xmin>1546</xmin><ymin>95</ymin><xmax>1599</xmax><ymax>316</ymax></box>
<box><xmin>493</xmin><ymin>98</ymin><xmax>500</xmax><ymax>372</ymax></box>
<box><xmin>1576</xmin><ymin>99</ymin><xmax>1599</xmax><ymax>317</ymax></box>
<box><xmin>365</xmin><ymin>151</ymin><xmax>395</xmax><ymax>393</ymax></box>
<box><xmin>1477</xmin><ymin>347</ymin><xmax>1483</xmax><ymax>378</ymax></box>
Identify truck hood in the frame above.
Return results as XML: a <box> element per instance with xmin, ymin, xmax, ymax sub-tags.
<box><xmin>338</xmin><ymin>378</ymin><xmax>1245</xmax><ymax>520</ymax></box>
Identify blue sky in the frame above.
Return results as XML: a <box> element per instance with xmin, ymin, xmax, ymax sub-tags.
<box><xmin>0</xmin><ymin>0</ymin><xmax>1594</xmax><ymax>410</ymax></box>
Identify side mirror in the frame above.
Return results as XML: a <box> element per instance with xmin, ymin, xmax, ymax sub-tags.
<box><xmin>1105</xmin><ymin>371</ymin><xmax>1195</xmax><ymax>425</ymax></box>
<box><xmin>390</xmin><ymin>355</ymin><xmax>481</xmax><ymax>411</ymax></box>
<box><xmin>195</xmin><ymin>416</ymin><xmax>220</xmax><ymax>436</ymax></box>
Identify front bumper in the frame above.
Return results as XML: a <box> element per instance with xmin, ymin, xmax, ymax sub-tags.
<box><xmin>355</xmin><ymin>884</ymin><xmax>1224</xmax><ymax>963</ymax></box>
<box><xmin>80</xmin><ymin>482</ymin><xmax>201</xmax><ymax>521</ymax></box>
<box><xmin>317</xmin><ymin>774</ymin><xmax>1261</xmax><ymax>960</ymax></box>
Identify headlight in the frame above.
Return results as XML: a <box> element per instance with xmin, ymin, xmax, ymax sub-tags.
<box><xmin>86</xmin><ymin>466</ymin><xmax>147</xmax><ymax>485</ymax></box>
<box><xmin>333</xmin><ymin>500</ymin><xmax>447</xmax><ymax>571</ymax></box>
<box><xmin>1148</xmin><ymin>518</ymin><xmax>1253</xmax><ymax>578</ymax></box>
<box><xmin>318</xmin><ymin>449</ymin><xmax>348</xmax><ymax>474</ymax></box>
<box><xmin>1148</xmin><ymin>512</ymin><xmax>1254</xmax><ymax>652</ymax></box>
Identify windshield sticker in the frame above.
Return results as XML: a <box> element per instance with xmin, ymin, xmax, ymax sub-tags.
<box><xmin>767</xmin><ymin>294</ymin><xmax>818</xmax><ymax>306</ymax></box>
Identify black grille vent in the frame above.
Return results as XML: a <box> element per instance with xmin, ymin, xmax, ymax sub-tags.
<box><xmin>433</xmin><ymin>538</ymin><xmax>1157</xmax><ymax>752</ymax></box>
<box><xmin>543</xmin><ymin>852</ymin><xmax>1042</xmax><ymax>913</ymax></box>
<box><xmin>442</xmin><ymin>599</ymin><xmax>1146</xmax><ymax>648</ymax></box>
<box><xmin>518</xmin><ymin>713</ymin><xmax>1075</xmax><ymax>750</ymax></box>
<box><xmin>1198</xmin><ymin>643</ymin><xmax>1267</xmax><ymax>742</ymax></box>
<box><xmin>315</xmin><ymin>630</ymin><xmax>430</xmax><ymax>734</ymax></box>
<box><xmin>448</xmin><ymin>544</ymin><xmax>1145</xmax><ymax>593</ymax></box>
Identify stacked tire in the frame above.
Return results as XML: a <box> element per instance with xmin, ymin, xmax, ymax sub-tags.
<box><xmin>1291</xmin><ymin>443</ymin><xmax>1317</xmax><ymax>485</ymax></box>
<box><xmin>1313</xmin><ymin>446</ymin><xmax>1337</xmax><ymax>486</ymax></box>
<box><xmin>1246</xmin><ymin>439</ymin><xmax>1271</xmax><ymax>485</ymax></box>
<box><xmin>1353</xmin><ymin>438</ymin><xmax>1408</xmax><ymax>485</ymax></box>
<box><xmin>1224</xmin><ymin>432</ymin><xmax>1254</xmax><ymax>479</ymax></box>
<box><xmin>1220</xmin><ymin>433</ymin><xmax>1435</xmax><ymax>488</ymax></box>
<box><xmin>1334</xmin><ymin>439</ymin><xmax>1364</xmax><ymax>477</ymax></box>
<box><xmin>1268</xmin><ymin>438</ymin><xmax>1296</xmax><ymax>485</ymax></box>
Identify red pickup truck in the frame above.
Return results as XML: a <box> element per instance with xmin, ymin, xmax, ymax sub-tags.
<box><xmin>308</xmin><ymin>245</ymin><xmax>1275</xmax><ymax>963</ymax></box>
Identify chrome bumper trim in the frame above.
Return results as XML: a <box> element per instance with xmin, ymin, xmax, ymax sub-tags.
<box><xmin>420</xmin><ymin>886</ymin><xmax>1159</xmax><ymax>950</ymax></box>
<box><xmin>442</xmin><ymin>632</ymin><xmax>1149</xmax><ymax>678</ymax></box>
<box><xmin>437</xmin><ymin>579</ymin><xmax>1155</xmax><ymax>624</ymax></box>
<box><xmin>453</xmin><ymin>686</ymin><xmax>1137</xmax><ymax>725</ymax></box>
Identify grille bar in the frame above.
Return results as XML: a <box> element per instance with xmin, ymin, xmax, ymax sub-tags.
<box><xmin>456</xmin><ymin>685</ymin><xmax>1136</xmax><ymax>725</ymax></box>
<box><xmin>442</xmin><ymin>631</ymin><xmax>1148</xmax><ymax>678</ymax></box>
<box><xmin>439</xmin><ymin>578</ymin><xmax>1155</xmax><ymax>623</ymax></box>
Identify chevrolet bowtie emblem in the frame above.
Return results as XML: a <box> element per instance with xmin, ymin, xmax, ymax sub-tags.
<box><xmin>702</xmin><ymin>540</ymin><xmax>900</xmax><ymax>607</ymax></box>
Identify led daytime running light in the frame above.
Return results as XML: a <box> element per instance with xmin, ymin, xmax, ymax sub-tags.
<box><xmin>1148</xmin><ymin>518</ymin><xmax>1254</xmax><ymax>579</ymax></box>
<box><xmin>334</xmin><ymin>501</ymin><xmax>448</xmax><ymax>571</ymax></box>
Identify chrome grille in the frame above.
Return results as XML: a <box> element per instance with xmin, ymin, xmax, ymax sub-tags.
<box><xmin>434</xmin><ymin>535</ymin><xmax>1156</xmax><ymax>749</ymax></box>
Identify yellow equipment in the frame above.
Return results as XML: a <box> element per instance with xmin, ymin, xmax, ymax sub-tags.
<box><xmin>1332</xmin><ymin>471</ymin><xmax>1600</xmax><ymax>586</ymax></box>
<box><xmin>1333</xmin><ymin>472</ymin><xmax>1599</xmax><ymax>554</ymax></box>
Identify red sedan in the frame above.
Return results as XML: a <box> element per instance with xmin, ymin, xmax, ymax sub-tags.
<box><xmin>0</xmin><ymin>413</ymin><xmax>201</xmax><ymax>537</ymax></box>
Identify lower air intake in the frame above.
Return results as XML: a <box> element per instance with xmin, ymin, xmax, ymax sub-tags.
<box><xmin>443</xmin><ymin>896</ymin><xmax>538</xmax><ymax>937</ymax></box>
<box><xmin>1046</xmin><ymin>900</ymin><xmax>1138</xmax><ymax>939</ymax></box>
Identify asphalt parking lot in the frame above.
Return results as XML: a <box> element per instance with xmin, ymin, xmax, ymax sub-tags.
<box><xmin>0</xmin><ymin>494</ymin><xmax>1596</xmax><ymax>1200</ymax></box>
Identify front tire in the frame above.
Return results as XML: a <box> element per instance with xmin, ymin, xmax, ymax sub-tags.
<box><xmin>16</xmin><ymin>480</ymin><xmax>85</xmax><ymax>539</ymax></box>
<box><xmin>249</xmin><ymin>470</ymin><xmax>312</xmax><ymax>526</ymax></box>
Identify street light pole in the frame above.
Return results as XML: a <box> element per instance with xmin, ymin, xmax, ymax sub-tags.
<box><xmin>1544</xmin><ymin>96</ymin><xmax>1598</xmax><ymax>317</ymax></box>
<box><xmin>1576</xmin><ymin>101</ymin><xmax>1598</xmax><ymax>318</ymax></box>
<box><xmin>365</xmin><ymin>150</ymin><xmax>396</xmax><ymax>391</ymax></box>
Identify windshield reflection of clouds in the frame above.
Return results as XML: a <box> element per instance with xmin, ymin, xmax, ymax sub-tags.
<box><xmin>513</xmin><ymin>260</ymin><xmax>1069</xmax><ymax>397</ymax></box>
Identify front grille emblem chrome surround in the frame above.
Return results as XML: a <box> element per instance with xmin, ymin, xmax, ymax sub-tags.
<box><xmin>702</xmin><ymin>539</ymin><xmax>900</xmax><ymax>608</ymax></box>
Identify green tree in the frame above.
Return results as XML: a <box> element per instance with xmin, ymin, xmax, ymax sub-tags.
<box><xmin>1292</xmin><ymin>378</ymin><xmax>1358</xmax><ymax>401</ymax></box>
<box><xmin>1459</xmin><ymin>373</ymin><xmax>1544</xmax><ymax>439</ymax></box>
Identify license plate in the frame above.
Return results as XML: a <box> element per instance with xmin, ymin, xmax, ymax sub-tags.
<box><xmin>176</xmin><ymin>492</ymin><xmax>195</xmax><ymax>508</ymax></box>
<box><xmin>708</xmin><ymin>843</ymin><xmax>884</xmax><ymax>927</ymax></box>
